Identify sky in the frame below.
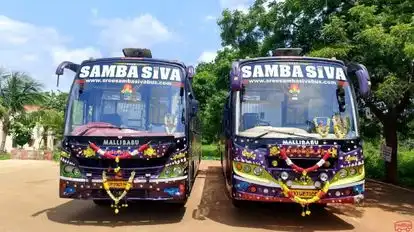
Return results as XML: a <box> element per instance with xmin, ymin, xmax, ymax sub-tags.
<box><xmin>0</xmin><ymin>0</ymin><xmax>256</xmax><ymax>92</ymax></box>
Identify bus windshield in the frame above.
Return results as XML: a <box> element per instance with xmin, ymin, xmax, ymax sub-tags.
<box><xmin>64</xmin><ymin>63</ymin><xmax>186</xmax><ymax>137</ymax></box>
<box><xmin>235</xmin><ymin>61</ymin><xmax>358</xmax><ymax>140</ymax></box>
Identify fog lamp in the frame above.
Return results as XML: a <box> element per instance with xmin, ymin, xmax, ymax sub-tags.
<box><xmin>280</xmin><ymin>171</ymin><xmax>289</xmax><ymax>180</ymax></box>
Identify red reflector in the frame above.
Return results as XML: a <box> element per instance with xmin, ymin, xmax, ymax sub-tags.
<box><xmin>250</xmin><ymin>186</ymin><xmax>257</xmax><ymax>193</ymax></box>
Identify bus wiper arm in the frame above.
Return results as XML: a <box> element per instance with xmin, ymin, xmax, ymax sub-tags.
<box><xmin>254</xmin><ymin>129</ymin><xmax>319</xmax><ymax>140</ymax></box>
<box><xmin>77</xmin><ymin>125</ymin><xmax>135</xmax><ymax>136</ymax></box>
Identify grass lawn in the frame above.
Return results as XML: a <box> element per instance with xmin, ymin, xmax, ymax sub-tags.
<box><xmin>202</xmin><ymin>144</ymin><xmax>220</xmax><ymax>160</ymax></box>
<box><xmin>364</xmin><ymin>142</ymin><xmax>414</xmax><ymax>187</ymax></box>
<box><xmin>0</xmin><ymin>153</ymin><xmax>11</xmax><ymax>160</ymax></box>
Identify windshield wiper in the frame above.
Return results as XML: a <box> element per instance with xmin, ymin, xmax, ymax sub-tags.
<box><xmin>254</xmin><ymin>129</ymin><xmax>319</xmax><ymax>140</ymax></box>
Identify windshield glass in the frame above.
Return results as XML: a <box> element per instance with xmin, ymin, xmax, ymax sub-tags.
<box><xmin>64</xmin><ymin>62</ymin><xmax>186</xmax><ymax>137</ymax></box>
<box><xmin>236</xmin><ymin>60</ymin><xmax>358</xmax><ymax>140</ymax></box>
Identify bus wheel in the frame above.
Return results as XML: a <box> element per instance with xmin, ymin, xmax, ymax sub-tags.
<box><xmin>93</xmin><ymin>199</ymin><xmax>111</xmax><ymax>206</ymax></box>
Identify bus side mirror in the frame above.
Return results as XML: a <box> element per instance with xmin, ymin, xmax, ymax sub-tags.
<box><xmin>55</xmin><ymin>61</ymin><xmax>80</xmax><ymax>87</ymax></box>
<box><xmin>230</xmin><ymin>62</ymin><xmax>242</xmax><ymax>91</ymax></box>
<box><xmin>190</xmin><ymin>99</ymin><xmax>199</xmax><ymax>117</ymax></box>
<box><xmin>186</xmin><ymin>65</ymin><xmax>195</xmax><ymax>83</ymax></box>
<box><xmin>354</xmin><ymin>64</ymin><xmax>371</xmax><ymax>98</ymax></box>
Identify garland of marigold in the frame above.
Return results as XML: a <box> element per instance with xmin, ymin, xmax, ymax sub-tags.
<box><xmin>313</xmin><ymin>118</ymin><xmax>331</xmax><ymax>138</ymax></box>
<box><xmin>277</xmin><ymin>147</ymin><xmax>334</xmax><ymax>216</ymax></box>
<box><xmin>279</xmin><ymin>148</ymin><xmax>333</xmax><ymax>177</ymax></box>
<box><xmin>102</xmin><ymin>170</ymin><xmax>135</xmax><ymax>214</ymax></box>
<box><xmin>279</xmin><ymin>180</ymin><xmax>330</xmax><ymax>216</ymax></box>
<box><xmin>332</xmin><ymin>115</ymin><xmax>349</xmax><ymax>139</ymax></box>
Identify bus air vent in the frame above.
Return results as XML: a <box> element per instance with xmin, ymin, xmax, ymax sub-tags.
<box><xmin>122</xmin><ymin>48</ymin><xmax>152</xmax><ymax>58</ymax></box>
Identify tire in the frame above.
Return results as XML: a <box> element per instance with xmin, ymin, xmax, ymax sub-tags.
<box><xmin>186</xmin><ymin>163</ymin><xmax>193</xmax><ymax>195</ymax></box>
<box><xmin>93</xmin><ymin>199</ymin><xmax>111</xmax><ymax>206</ymax></box>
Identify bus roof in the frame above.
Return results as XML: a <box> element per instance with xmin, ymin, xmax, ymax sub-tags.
<box><xmin>237</xmin><ymin>56</ymin><xmax>346</xmax><ymax>67</ymax></box>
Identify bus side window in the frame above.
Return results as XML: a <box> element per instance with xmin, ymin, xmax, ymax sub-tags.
<box><xmin>223</xmin><ymin>94</ymin><xmax>231</xmax><ymax>136</ymax></box>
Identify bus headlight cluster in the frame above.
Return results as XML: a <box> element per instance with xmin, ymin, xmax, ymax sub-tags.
<box><xmin>62</xmin><ymin>164</ymin><xmax>82</xmax><ymax>178</ymax></box>
<box><xmin>160</xmin><ymin>165</ymin><xmax>186</xmax><ymax>178</ymax></box>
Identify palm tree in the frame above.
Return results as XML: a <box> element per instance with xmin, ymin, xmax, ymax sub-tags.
<box><xmin>0</xmin><ymin>70</ymin><xmax>44</xmax><ymax>152</ymax></box>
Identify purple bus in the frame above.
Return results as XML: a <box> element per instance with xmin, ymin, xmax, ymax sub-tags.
<box><xmin>220</xmin><ymin>48</ymin><xmax>371</xmax><ymax>216</ymax></box>
<box><xmin>55</xmin><ymin>48</ymin><xmax>201</xmax><ymax>213</ymax></box>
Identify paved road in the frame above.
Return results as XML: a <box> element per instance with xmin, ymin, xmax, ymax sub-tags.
<box><xmin>0</xmin><ymin>160</ymin><xmax>413</xmax><ymax>232</ymax></box>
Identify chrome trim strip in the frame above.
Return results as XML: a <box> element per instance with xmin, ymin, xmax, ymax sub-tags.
<box><xmin>60</xmin><ymin>176</ymin><xmax>89</xmax><ymax>182</ymax></box>
<box><xmin>60</xmin><ymin>176</ymin><xmax>187</xmax><ymax>183</ymax></box>
<box><xmin>330</xmin><ymin>180</ymin><xmax>365</xmax><ymax>189</ymax></box>
<box><xmin>133</xmin><ymin>176</ymin><xmax>187</xmax><ymax>183</ymax></box>
<box><xmin>234</xmin><ymin>175</ymin><xmax>281</xmax><ymax>187</ymax></box>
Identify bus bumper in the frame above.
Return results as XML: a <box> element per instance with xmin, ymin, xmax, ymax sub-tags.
<box><xmin>231</xmin><ymin>175</ymin><xmax>364</xmax><ymax>204</ymax></box>
<box><xmin>59</xmin><ymin>176</ymin><xmax>188</xmax><ymax>202</ymax></box>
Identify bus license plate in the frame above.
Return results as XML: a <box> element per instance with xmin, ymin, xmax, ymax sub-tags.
<box><xmin>107</xmin><ymin>180</ymin><xmax>127</xmax><ymax>189</ymax></box>
<box><xmin>291</xmin><ymin>189</ymin><xmax>318</xmax><ymax>199</ymax></box>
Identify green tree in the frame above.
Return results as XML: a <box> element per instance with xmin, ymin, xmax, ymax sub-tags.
<box><xmin>309</xmin><ymin>3</ymin><xmax>414</xmax><ymax>183</ymax></box>
<box><xmin>32</xmin><ymin>91</ymin><xmax>68</xmax><ymax>149</ymax></box>
<box><xmin>42</xmin><ymin>91</ymin><xmax>69</xmax><ymax>112</ymax></box>
<box><xmin>218</xmin><ymin>0</ymin><xmax>355</xmax><ymax>57</ymax></box>
<box><xmin>9</xmin><ymin>113</ymin><xmax>36</xmax><ymax>147</ymax></box>
<box><xmin>193</xmin><ymin>48</ymin><xmax>238</xmax><ymax>143</ymax></box>
<box><xmin>0</xmin><ymin>70</ymin><xmax>44</xmax><ymax>152</ymax></box>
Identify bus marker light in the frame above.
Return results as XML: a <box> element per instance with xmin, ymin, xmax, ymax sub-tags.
<box><xmin>320</xmin><ymin>173</ymin><xmax>329</xmax><ymax>182</ymax></box>
<box><xmin>236</xmin><ymin>163</ymin><xmax>242</xmax><ymax>170</ymax></box>
<box><xmin>250</xmin><ymin>186</ymin><xmax>257</xmax><ymax>193</ymax></box>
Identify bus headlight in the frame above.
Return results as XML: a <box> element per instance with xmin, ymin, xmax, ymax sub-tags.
<box><xmin>72</xmin><ymin>167</ymin><xmax>81</xmax><ymax>177</ymax></box>
<box><xmin>349</xmin><ymin>168</ymin><xmax>356</xmax><ymax>175</ymax></box>
<box><xmin>253</xmin><ymin>167</ymin><xmax>263</xmax><ymax>176</ymax></box>
<box><xmin>243</xmin><ymin>165</ymin><xmax>251</xmax><ymax>173</ymax></box>
<box><xmin>173</xmin><ymin>166</ymin><xmax>183</xmax><ymax>176</ymax></box>
<box><xmin>165</xmin><ymin>168</ymin><xmax>172</xmax><ymax>176</ymax></box>
<box><xmin>338</xmin><ymin>169</ymin><xmax>348</xmax><ymax>178</ymax></box>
